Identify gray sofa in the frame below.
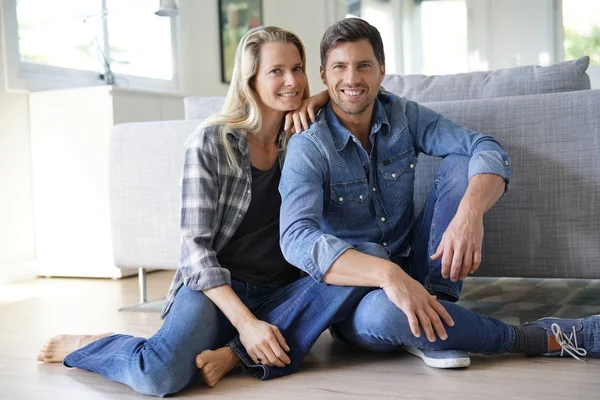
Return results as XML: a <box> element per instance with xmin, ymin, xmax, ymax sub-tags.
<box><xmin>109</xmin><ymin>57</ymin><xmax>600</xmax><ymax>303</ymax></box>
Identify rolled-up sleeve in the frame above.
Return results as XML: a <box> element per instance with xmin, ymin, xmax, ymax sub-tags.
<box><xmin>405</xmin><ymin>100</ymin><xmax>510</xmax><ymax>189</ymax></box>
<box><xmin>279</xmin><ymin>134</ymin><xmax>352</xmax><ymax>282</ymax></box>
<box><xmin>179</xmin><ymin>132</ymin><xmax>231</xmax><ymax>291</ymax></box>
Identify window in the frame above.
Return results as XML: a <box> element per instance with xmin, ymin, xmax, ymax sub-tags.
<box><xmin>332</xmin><ymin>0</ymin><xmax>469</xmax><ymax>76</ymax></box>
<box><xmin>561</xmin><ymin>0</ymin><xmax>600</xmax><ymax>66</ymax></box>
<box><xmin>418</xmin><ymin>0</ymin><xmax>468</xmax><ymax>75</ymax></box>
<box><xmin>3</xmin><ymin>0</ymin><xmax>177</xmax><ymax>92</ymax></box>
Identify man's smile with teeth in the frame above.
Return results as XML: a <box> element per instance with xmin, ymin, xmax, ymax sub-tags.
<box><xmin>342</xmin><ymin>89</ymin><xmax>364</xmax><ymax>96</ymax></box>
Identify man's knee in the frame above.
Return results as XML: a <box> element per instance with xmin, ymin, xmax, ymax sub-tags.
<box><xmin>437</xmin><ymin>155</ymin><xmax>469</xmax><ymax>193</ymax></box>
<box><xmin>353</xmin><ymin>290</ymin><xmax>407</xmax><ymax>328</ymax></box>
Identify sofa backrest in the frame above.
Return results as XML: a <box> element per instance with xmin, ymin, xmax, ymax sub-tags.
<box><xmin>382</xmin><ymin>56</ymin><xmax>591</xmax><ymax>103</ymax></box>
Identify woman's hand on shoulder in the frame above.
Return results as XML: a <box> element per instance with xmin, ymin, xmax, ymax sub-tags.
<box><xmin>284</xmin><ymin>90</ymin><xmax>329</xmax><ymax>134</ymax></box>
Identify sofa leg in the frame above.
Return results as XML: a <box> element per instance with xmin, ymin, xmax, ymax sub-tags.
<box><xmin>138</xmin><ymin>267</ymin><xmax>147</xmax><ymax>304</ymax></box>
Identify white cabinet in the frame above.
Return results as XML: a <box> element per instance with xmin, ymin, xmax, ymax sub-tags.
<box><xmin>29</xmin><ymin>86</ymin><xmax>184</xmax><ymax>278</ymax></box>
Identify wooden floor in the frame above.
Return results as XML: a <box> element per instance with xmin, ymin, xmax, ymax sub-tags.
<box><xmin>1</xmin><ymin>270</ymin><xmax>598</xmax><ymax>400</ymax></box>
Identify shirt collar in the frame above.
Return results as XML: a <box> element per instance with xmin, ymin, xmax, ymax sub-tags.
<box><xmin>325</xmin><ymin>93</ymin><xmax>391</xmax><ymax>152</ymax></box>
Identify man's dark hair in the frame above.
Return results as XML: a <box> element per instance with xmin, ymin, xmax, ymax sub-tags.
<box><xmin>320</xmin><ymin>18</ymin><xmax>385</xmax><ymax>68</ymax></box>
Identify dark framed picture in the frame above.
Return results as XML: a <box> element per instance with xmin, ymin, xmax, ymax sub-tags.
<box><xmin>218</xmin><ymin>0</ymin><xmax>263</xmax><ymax>83</ymax></box>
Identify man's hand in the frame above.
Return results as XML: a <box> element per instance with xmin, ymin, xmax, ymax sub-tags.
<box><xmin>237</xmin><ymin>318</ymin><xmax>291</xmax><ymax>368</ymax></box>
<box><xmin>284</xmin><ymin>90</ymin><xmax>329</xmax><ymax>134</ymax></box>
<box><xmin>382</xmin><ymin>268</ymin><xmax>455</xmax><ymax>341</ymax></box>
<box><xmin>431</xmin><ymin>211</ymin><xmax>484</xmax><ymax>282</ymax></box>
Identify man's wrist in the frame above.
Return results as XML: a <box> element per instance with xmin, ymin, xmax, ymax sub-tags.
<box><xmin>378</xmin><ymin>261</ymin><xmax>406</xmax><ymax>288</ymax></box>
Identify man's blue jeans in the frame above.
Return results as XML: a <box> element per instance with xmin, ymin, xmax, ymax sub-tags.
<box><xmin>333</xmin><ymin>155</ymin><xmax>515</xmax><ymax>354</ymax></box>
<box><xmin>63</xmin><ymin>278</ymin><xmax>369</xmax><ymax>397</ymax></box>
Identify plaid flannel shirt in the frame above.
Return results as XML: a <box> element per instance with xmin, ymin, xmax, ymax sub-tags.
<box><xmin>161</xmin><ymin>124</ymin><xmax>284</xmax><ymax>318</ymax></box>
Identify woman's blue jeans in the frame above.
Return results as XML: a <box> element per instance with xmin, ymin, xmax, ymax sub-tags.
<box><xmin>332</xmin><ymin>155</ymin><xmax>515</xmax><ymax>355</ymax></box>
<box><xmin>63</xmin><ymin>277</ymin><xmax>369</xmax><ymax>397</ymax></box>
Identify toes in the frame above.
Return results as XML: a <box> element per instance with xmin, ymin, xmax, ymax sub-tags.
<box><xmin>204</xmin><ymin>374</ymin><xmax>216</xmax><ymax>388</ymax></box>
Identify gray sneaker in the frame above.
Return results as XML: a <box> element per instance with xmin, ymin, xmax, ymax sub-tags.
<box><xmin>522</xmin><ymin>315</ymin><xmax>600</xmax><ymax>362</ymax></box>
<box><xmin>405</xmin><ymin>346</ymin><xmax>471</xmax><ymax>368</ymax></box>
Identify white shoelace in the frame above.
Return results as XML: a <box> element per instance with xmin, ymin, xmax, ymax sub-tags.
<box><xmin>551</xmin><ymin>323</ymin><xmax>587</xmax><ymax>363</ymax></box>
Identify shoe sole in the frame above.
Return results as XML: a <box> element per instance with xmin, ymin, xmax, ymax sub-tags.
<box><xmin>405</xmin><ymin>346</ymin><xmax>471</xmax><ymax>369</ymax></box>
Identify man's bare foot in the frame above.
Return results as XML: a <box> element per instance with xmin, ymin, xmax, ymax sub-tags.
<box><xmin>195</xmin><ymin>347</ymin><xmax>239</xmax><ymax>388</ymax></box>
<box><xmin>37</xmin><ymin>333</ymin><xmax>114</xmax><ymax>363</ymax></box>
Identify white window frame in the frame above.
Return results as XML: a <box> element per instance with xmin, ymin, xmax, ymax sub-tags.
<box><xmin>1</xmin><ymin>0</ymin><xmax>180</xmax><ymax>93</ymax></box>
<box><xmin>554</xmin><ymin>0</ymin><xmax>600</xmax><ymax>88</ymax></box>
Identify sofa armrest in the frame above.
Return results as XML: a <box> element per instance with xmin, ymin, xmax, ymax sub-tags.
<box><xmin>109</xmin><ymin>120</ymin><xmax>200</xmax><ymax>270</ymax></box>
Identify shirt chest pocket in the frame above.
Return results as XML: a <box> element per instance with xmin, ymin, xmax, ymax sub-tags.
<box><xmin>327</xmin><ymin>180</ymin><xmax>370</xmax><ymax>222</ymax></box>
<box><xmin>378</xmin><ymin>148</ymin><xmax>418</xmax><ymax>207</ymax></box>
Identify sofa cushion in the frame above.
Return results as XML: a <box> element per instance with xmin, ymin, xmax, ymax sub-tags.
<box><xmin>382</xmin><ymin>56</ymin><xmax>591</xmax><ymax>102</ymax></box>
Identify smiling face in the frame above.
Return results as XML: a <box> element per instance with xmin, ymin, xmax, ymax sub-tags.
<box><xmin>320</xmin><ymin>38</ymin><xmax>385</xmax><ymax>118</ymax></box>
<box><xmin>253</xmin><ymin>42</ymin><xmax>307</xmax><ymax>114</ymax></box>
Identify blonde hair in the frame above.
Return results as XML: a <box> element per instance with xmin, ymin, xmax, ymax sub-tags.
<box><xmin>202</xmin><ymin>26</ymin><xmax>311</xmax><ymax>169</ymax></box>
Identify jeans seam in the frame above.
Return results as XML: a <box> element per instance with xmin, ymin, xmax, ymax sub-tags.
<box><xmin>345</xmin><ymin>331</ymin><xmax>405</xmax><ymax>349</ymax></box>
<box><xmin>271</xmin><ymin>280</ymin><xmax>318</xmax><ymax>326</ymax></box>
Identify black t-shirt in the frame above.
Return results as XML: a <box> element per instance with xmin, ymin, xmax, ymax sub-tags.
<box><xmin>217</xmin><ymin>161</ymin><xmax>301</xmax><ymax>288</ymax></box>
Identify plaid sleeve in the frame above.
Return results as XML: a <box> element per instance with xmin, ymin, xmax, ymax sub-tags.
<box><xmin>178</xmin><ymin>130</ymin><xmax>231</xmax><ymax>291</ymax></box>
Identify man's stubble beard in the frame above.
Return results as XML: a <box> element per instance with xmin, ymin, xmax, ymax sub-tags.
<box><xmin>331</xmin><ymin>95</ymin><xmax>375</xmax><ymax>116</ymax></box>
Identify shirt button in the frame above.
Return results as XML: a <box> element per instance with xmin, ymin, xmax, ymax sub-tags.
<box><xmin>372</xmin><ymin>187</ymin><xmax>377</xmax><ymax>192</ymax></box>
<box><xmin>308</xmin><ymin>265</ymin><xmax>313</xmax><ymax>270</ymax></box>
<box><xmin>339</xmin><ymin>197</ymin><xmax>344</xmax><ymax>201</ymax></box>
<box><xmin>391</xmin><ymin>173</ymin><xmax>397</xmax><ymax>178</ymax></box>
<box><xmin>238</xmin><ymin>214</ymin><xmax>242</xmax><ymax>218</ymax></box>
<box><xmin>352</xmin><ymin>137</ymin><xmax>357</xmax><ymax>142</ymax></box>
<box><xmin>505</xmin><ymin>160</ymin><xmax>509</xmax><ymax>165</ymax></box>
<box><xmin>359</xmin><ymin>195</ymin><xmax>363</xmax><ymax>200</ymax></box>
<box><xmin>383</xmin><ymin>242</ymin><xmax>388</xmax><ymax>246</ymax></box>
<box><xmin>380</xmin><ymin>217</ymin><xmax>386</xmax><ymax>222</ymax></box>
<box><xmin>410</xmin><ymin>164</ymin><xmax>415</xmax><ymax>169</ymax></box>
<box><xmin>247</xmin><ymin>190</ymin><xmax>251</xmax><ymax>194</ymax></box>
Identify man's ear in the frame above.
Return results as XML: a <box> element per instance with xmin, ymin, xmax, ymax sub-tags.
<box><xmin>320</xmin><ymin>66</ymin><xmax>326</xmax><ymax>85</ymax></box>
<box><xmin>379</xmin><ymin>64</ymin><xmax>386</xmax><ymax>85</ymax></box>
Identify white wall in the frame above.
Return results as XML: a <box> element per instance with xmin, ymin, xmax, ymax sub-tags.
<box><xmin>0</xmin><ymin>13</ymin><xmax>37</xmax><ymax>284</ymax></box>
<box><xmin>177</xmin><ymin>0</ymin><xmax>330</xmax><ymax>96</ymax></box>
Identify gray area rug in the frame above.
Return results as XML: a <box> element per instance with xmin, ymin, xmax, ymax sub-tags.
<box><xmin>120</xmin><ymin>278</ymin><xmax>600</xmax><ymax>325</ymax></box>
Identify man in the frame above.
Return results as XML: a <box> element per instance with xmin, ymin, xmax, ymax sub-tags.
<box><xmin>279</xmin><ymin>17</ymin><xmax>510</xmax><ymax>368</ymax></box>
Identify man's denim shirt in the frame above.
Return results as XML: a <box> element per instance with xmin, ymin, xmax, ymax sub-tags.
<box><xmin>279</xmin><ymin>91</ymin><xmax>510</xmax><ymax>282</ymax></box>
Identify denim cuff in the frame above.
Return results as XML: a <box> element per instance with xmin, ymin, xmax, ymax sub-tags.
<box><xmin>304</xmin><ymin>234</ymin><xmax>353</xmax><ymax>282</ymax></box>
<box><xmin>468</xmin><ymin>150</ymin><xmax>511</xmax><ymax>192</ymax></box>
<box><xmin>227</xmin><ymin>338</ymin><xmax>270</xmax><ymax>380</ymax></box>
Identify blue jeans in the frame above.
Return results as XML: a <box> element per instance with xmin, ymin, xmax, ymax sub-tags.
<box><xmin>63</xmin><ymin>278</ymin><xmax>369</xmax><ymax>397</ymax></box>
<box><xmin>333</xmin><ymin>155</ymin><xmax>515</xmax><ymax>354</ymax></box>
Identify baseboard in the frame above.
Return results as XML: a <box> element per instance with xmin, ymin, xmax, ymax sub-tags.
<box><xmin>0</xmin><ymin>258</ymin><xmax>37</xmax><ymax>285</ymax></box>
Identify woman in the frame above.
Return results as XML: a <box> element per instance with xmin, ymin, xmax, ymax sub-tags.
<box><xmin>37</xmin><ymin>26</ymin><xmax>364</xmax><ymax>397</ymax></box>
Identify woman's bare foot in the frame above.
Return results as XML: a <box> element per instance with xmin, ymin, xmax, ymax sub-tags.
<box><xmin>195</xmin><ymin>347</ymin><xmax>239</xmax><ymax>388</ymax></box>
<box><xmin>37</xmin><ymin>333</ymin><xmax>114</xmax><ymax>363</ymax></box>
